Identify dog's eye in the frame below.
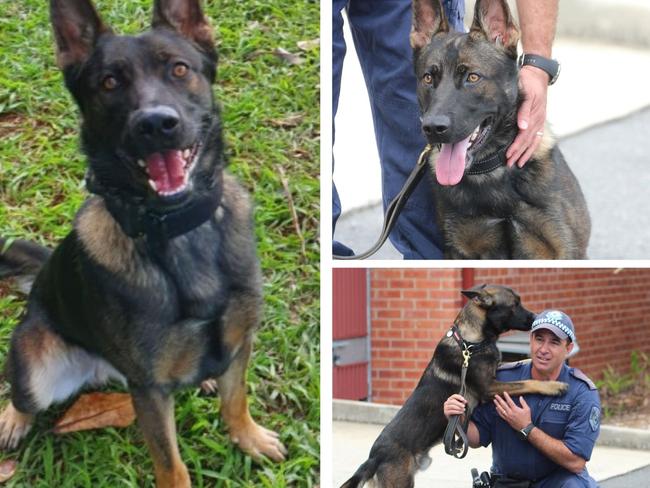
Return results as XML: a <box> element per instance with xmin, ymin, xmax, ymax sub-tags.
<box><xmin>172</xmin><ymin>62</ymin><xmax>189</xmax><ymax>78</ymax></box>
<box><xmin>423</xmin><ymin>73</ymin><xmax>433</xmax><ymax>85</ymax></box>
<box><xmin>102</xmin><ymin>75</ymin><xmax>118</xmax><ymax>91</ymax></box>
<box><xmin>467</xmin><ymin>73</ymin><xmax>481</xmax><ymax>83</ymax></box>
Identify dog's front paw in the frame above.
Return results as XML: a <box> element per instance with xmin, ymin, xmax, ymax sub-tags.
<box><xmin>0</xmin><ymin>403</ymin><xmax>34</xmax><ymax>450</ymax></box>
<box><xmin>546</xmin><ymin>381</ymin><xmax>569</xmax><ymax>396</ymax></box>
<box><xmin>230</xmin><ymin>421</ymin><xmax>287</xmax><ymax>462</ymax></box>
<box><xmin>200</xmin><ymin>379</ymin><xmax>218</xmax><ymax>395</ymax></box>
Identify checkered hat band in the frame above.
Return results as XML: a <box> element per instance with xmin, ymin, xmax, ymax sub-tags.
<box><xmin>532</xmin><ymin>317</ymin><xmax>575</xmax><ymax>342</ymax></box>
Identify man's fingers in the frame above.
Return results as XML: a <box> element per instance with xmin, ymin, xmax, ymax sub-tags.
<box><xmin>503</xmin><ymin>391</ymin><xmax>517</xmax><ymax>408</ymax></box>
<box><xmin>517</xmin><ymin>96</ymin><xmax>533</xmax><ymax>131</ymax></box>
<box><xmin>516</xmin><ymin>140</ymin><xmax>540</xmax><ymax>168</ymax></box>
<box><xmin>451</xmin><ymin>394</ymin><xmax>467</xmax><ymax>403</ymax></box>
<box><xmin>493</xmin><ymin>395</ymin><xmax>507</xmax><ymax>412</ymax></box>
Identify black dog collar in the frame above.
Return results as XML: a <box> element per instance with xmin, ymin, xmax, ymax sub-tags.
<box><xmin>466</xmin><ymin>143</ymin><xmax>509</xmax><ymax>176</ymax></box>
<box><xmin>447</xmin><ymin>324</ymin><xmax>491</xmax><ymax>354</ymax></box>
<box><xmin>85</xmin><ymin>171</ymin><xmax>222</xmax><ymax>243</ymax></box>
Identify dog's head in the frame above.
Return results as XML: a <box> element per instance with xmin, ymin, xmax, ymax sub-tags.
<box><xmin>461</xmin><ymin>284</ymin><xmax>535</xmax><ymax>340</ymax></box>
<box><xmin>411</xmin><ymin>0</ymin><xmax>520</xmax><ymax>186</ymax></box>
<box><xmin>50</xmin><ymin>0</ymin><xmax>221</xmax><ymax>207</ymax></box>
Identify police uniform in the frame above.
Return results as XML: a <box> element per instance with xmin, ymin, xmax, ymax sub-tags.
<box><xmin>471</xmin><ymin>360</ymin><xmax>601</xmax><ymax>488</ymax></box>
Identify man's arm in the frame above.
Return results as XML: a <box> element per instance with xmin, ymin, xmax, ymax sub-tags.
<box><xmin>507</xmin><ymin>0</ymin><xmax>559</xmax><ymax>168</ymax></box>
<box><xmin>494</xmin><ymin>392</ymin><xmax>587</xmax><ymax>474</ymax></box>
<box><xmin>526</xmin><ymin>425</ymin><xmax>586</xmax><ymax>473</ymax></box>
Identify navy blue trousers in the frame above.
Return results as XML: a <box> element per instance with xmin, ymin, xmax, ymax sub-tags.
<box><xmin>332</xmin><ymin>0</ymin><xmax>464</xmax><ymax>259</ymax></box>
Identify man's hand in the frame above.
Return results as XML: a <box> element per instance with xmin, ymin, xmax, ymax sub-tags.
<box><xmin>506</xmin><ymin>66</ymin><xmax>549</xmax><ymax>168</ymax></box>
<box><xmin>494</xmin><ymin>391</ymin><xmax>532</xmax><ymax>431</ymax></box>
<box><xmin>444</xmin><ymin>394</ymin><xmax>467</xmax><ymax>420</ymax></box>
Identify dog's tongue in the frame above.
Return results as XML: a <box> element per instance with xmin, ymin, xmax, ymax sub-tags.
<box><xmin>145</xmin><ymin>150</ymin><xmax>185</xmax><ymax>193</ymax></box>
<box><xmin>435</xmin><ymin>136</ymin><xmax>471</xmax><ymax>186</ymax></box>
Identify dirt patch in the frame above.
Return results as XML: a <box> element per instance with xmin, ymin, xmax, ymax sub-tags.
<box><xmin>601</xmin><ymin>383</ymin><xmax>650</xmax><ymax>429</ymax></box>
<box><xmin>0</xmin><ymin>112</ymin><xmax>26</xmax><ymax>138</ymax></box>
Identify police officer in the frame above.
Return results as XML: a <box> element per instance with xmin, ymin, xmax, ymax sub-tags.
<box><xmin>444</xmin><ymin>310</ymin><xmax>601</xmax><ymax>487</ymax></box>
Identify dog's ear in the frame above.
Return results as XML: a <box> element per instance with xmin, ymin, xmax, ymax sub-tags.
<box><xmin>469</xmin><ymin>0</ymin><xmax>520</xmax><ymax>58</ymax></box>
<box><xmin>461</xmin><ymin>286</ymin><xmax>494</xmax><ymax>308</ymax></box>
<box><xmin>411</xmin><ymin>0</ymin><xmax>449</xmax><ymax>50</ymax></box>
<box><xmin>152</xmin><ymin>0</ymin><xmax>216</xmax><ymax>60</ymax></box>
<box><xmin>50</xmin><ymin>0</ymin><xmax>111</xmax><ymax>69</ymax></box>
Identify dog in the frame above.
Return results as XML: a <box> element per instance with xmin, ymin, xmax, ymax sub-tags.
<box><xmin>340</xmin><ymin>284</ymin><xmax>568</xmax><ymax>488</ymax></box>
<box><xmin>0</xmin><ymin>1</ymin><xmax>286</xmax><ymax>486</ymax></box>
<box><xmin>411</xmin><ymin>0</ymin><xmax>590</xmax><ymax>259</ymax></box>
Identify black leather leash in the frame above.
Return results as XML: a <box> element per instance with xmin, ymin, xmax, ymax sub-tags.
<box><xmin>332</xmin><ymin>142</ymin><xmax>509</xmax><ymax>260</ymax></box>
<box><xmin>443</xmin><ymin>325</ymin><xmax>491</xmax><ymax>459</ymax></box>
<box><xmin>333</xmin><ymin>145</ymin><xmax>433</xmax><ymax>260</ymax></box>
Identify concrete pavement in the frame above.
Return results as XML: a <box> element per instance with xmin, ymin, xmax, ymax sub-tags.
<box><xmin>333</xmin><ymin>420</ymin><xmax>650</xmax><ymax>487</ymax></box>
<box><xmin>332</xmin><ymin>400</ymin><xmax>650</xmax><ymax>487</ymax></box>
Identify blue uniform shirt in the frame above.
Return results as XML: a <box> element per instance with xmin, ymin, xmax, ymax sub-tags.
<box><xmin>471</xmin><ymin>360</ymin><xmax>601</xmax><ymax>483</ymax></box>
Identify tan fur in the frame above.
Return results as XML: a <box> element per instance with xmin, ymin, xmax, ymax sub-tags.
<box><xmin>131</xmin><ymin>389</ymin><xmax>190</xmax><ymax>488</ymax></box>
<box><xmin>0</xmin><ymin>403</ymin><xmax>34</xmax><ymax>450</ymax></box>
<box><xmin>76</xmin><ymin>198</ymin><xmax>140</xmax><ymax>275</ymax></box>
<box><xmin>489</xmin><ymin>380</ymin><xmax>568</xmax><ymax>397</ymax></box>
<box><xmin>217</xmin><ymin>340</ymin><xmax>286</xmax><ymax>462</ymax></box>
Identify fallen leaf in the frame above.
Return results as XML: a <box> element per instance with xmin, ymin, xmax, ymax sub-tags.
<box><xmin>53</xmin><ymin>392</ymin><xmax>136</xmax><ymax>434</ymax></box>
<box><xmin>273</xmin><ymin>47</ymin><xmax>305</xmax><ymax>65</ymax></box>
<box><xmin>270</xmin><ymin>114</ymin><xmax>304</xmax><ymax>128</ymax></box>
<box><xmin>0</xmin><ymin>459</ymin><xmax>17</xmax><ymax>482</ymax></box>
<box><xmin>297</xmin><ymin>38</ymin><xmax>319</xmax><ymax>51</ymax></box>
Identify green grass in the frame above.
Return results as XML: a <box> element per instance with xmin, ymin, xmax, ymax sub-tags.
<box><xmin>0</xmin><ymin>0</ymin><xmax>319</xmax><ymax>486</ymax></box>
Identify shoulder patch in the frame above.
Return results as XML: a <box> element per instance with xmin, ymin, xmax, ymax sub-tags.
<box><xmin>570</xmin><ymin>368</ymin><xmax>597</xmax><ymax>390</ymax></box>
<box><xmin>589</xmin><ymin>406</ymin><xmax>600</xmax><ymax>431</ymax></box>
<box><xmin>498</xmin><ymin>359</ymin><xmax>531</xmax><ymax>371</ymax></box>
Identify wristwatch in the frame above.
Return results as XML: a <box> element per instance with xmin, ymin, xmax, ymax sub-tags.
<box><xmin>518</xmin><ymin>422</ymin><xmax>535</xmax><ymax>441</ymax></box>
<box><xmin>518</xmin><ymin>53</ymin><xmax>561</xmax><ymax>85</ymax></box>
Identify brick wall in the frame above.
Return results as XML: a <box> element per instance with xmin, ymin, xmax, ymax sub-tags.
<box><xmin>369</xmin><ymin>268</ymin><xmax>650</xmax><ymax>405</ymax></box>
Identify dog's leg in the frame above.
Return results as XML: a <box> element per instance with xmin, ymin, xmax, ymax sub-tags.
<box><xmin>489</xmin><ymin>380</ymin><xmax>569</xmax><ymax>398</ymax></box>
<box><xmin>217</xmin><ymin>338</ymin><xmax>287</xmax><ymax>462</ymax></box>
<box><xmin>0</xmin><ymin>318</ymin><xmax>118</xmax><ymax>450</ymax></box>
<box><xmin>376</xmin><ymin>454</ymin><xmax>416</xmax><ymax>488</ymax></box>
<box><xmin>216</xmin><ymin>293</ymin><xmax>287</xmax><ymax>462</ymax></box>
<box><xmin>131</xmin><ymin>388</ymin><xmax>190</xmax><ymax>488</ymax></box>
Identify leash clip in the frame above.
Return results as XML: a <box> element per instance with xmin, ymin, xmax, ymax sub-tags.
<box><xmin>462</xmin><ymin>348</ymin><xmax>471</xmax><ymax>368</ymax></box>
<box><xmin>417</xmin><ymin>144</ymin><xmax>433</xmax><ymax>166</ymax></box>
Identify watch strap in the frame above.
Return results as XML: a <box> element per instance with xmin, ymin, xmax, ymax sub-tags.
<box><xmin>520</xmin><ymin>422</ymin><xmax>535</xmax><ymax>440</ymax></box>
<box><xmin>519</xmin><ymin>53</ymin><xmax>560</xmax><ymax>85</ymax></box>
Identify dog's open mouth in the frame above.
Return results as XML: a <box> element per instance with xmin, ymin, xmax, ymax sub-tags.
<box><xmin>434</xmin><ymin>117</ymin><xmax>492</xmax><ymax>186</ymax></box>
<box><xmin>137</xmin><ymin>143</ymin><xmax>201</xmax><ymax>198</ymax></box>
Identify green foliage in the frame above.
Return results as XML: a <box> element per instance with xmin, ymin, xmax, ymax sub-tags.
<box><xmin>0</xmin><ymin>0</ymin><xmax>319</xmax><ymax>486</ymax></box>
<box><xmin>595</xmin><ymin>350</ymin><xmax>650</xmax><ymax>419</ymax></box>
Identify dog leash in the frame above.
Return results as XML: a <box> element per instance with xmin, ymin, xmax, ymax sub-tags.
<box><xmin>443</xmin><ymin>325</ymin><xmax>491</xmax><ymax>459</ymax></box>
<box><xmin>333</xmin><ymin>142</ymin><xmax>510</xmax><ymax>260</ymax></box>
<box><xmin>333</xmin><ymin>145</ymin><xmax>433</xmax><ymax>260</ymax></box>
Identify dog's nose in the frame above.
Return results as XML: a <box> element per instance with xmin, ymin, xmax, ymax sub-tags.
<box><xmin>422</xmin><ymin>115</ymin><xmax>450</xmax><ymax>136</ymax></box>
<box><xmin>133</xmin><ymin>106</ymin><xmax>181</xmax><ymax>139</ymax></box>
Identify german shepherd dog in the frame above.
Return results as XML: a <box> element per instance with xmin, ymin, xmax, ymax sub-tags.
<box><xmin>0</xmin><ymin>0</ymin><xmax>286</xmax><ymax>486</ymax></box>
<box><xmin>412</xmin><ymin>0</ymin><xmax>590</xmax><ymax>259</ymax></box>
<box><xmin>340</xmin><ymin>284</ymin><xmax>568</xmax><ymax>488</ymax></box>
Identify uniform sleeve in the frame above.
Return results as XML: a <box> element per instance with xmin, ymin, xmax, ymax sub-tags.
<box><xmin>471</xmin><ymin>402</ymin><xmax>495</xmax><ymax>448</ymax></box>
<box><xmin>563</xmin><ymin>386</ymin><xmax>601</xmax><ymax>461</ymax></box>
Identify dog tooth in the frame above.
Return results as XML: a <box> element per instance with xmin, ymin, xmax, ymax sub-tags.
<box><xmin>138</xmin><ymin>159</ymin><xmax>146</xmax><ymax>168</ymax></box>
<box><xmin>148</xmin><ymin>179</ymin><xmax>157</xmax><ymax>191</ymax></box>
<box><xmin>183</xmin><ymin>149</ymin><xmax>190</xmax><ymax>159</ymax></box>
